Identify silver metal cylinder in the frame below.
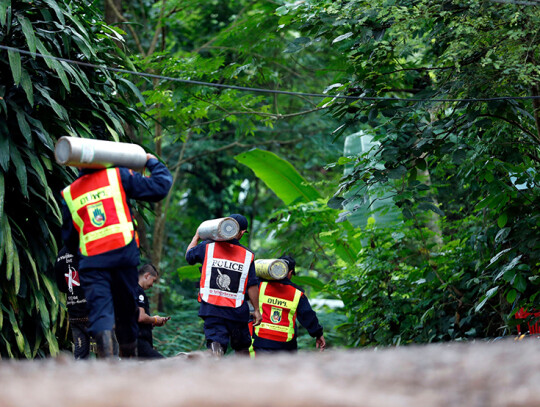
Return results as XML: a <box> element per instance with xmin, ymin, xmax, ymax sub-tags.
<box><xmin>198</xmin><ymin>217</ymin><xmax>240</xmax><ymax>241</ymax></box>
<box><xmin>54</xmin><ymin>136</ymin><xmax>148</xmax><ymax>170</ymax></box>
<box><xmin>255</xmin><ymin>259</ymin><xmax>289</xmax><ymax>280</ymax></box>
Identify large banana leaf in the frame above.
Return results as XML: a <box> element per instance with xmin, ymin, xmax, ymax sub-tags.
<box><xmin>234</xmin><ymin>148</ymin><xmax>320</xmax><ymax>205</ymax></box>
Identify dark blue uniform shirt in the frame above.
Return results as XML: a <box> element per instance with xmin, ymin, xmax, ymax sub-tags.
<box><xmin>136</xmin><ymin>284</ymin><xmax>153</xmax><ymax>343</ymax></box>
<box><xmin>54</xmin><ymin>246</ymin><xmax>88</xmax><ymax>320</ymax></box>
<box><xmin>185</xmin><ymin>239</ymin><xmax>259</xmax><ymax>322</ymax></box>
<box><xmin>253</xmin><ymin>278</ymin><xmax>324</xmax><ymax>350</ymax></box>
<box><xmin>62</xmin><ymin>158</ymin><xmax>173</xmax><ymax>271</ymax></box>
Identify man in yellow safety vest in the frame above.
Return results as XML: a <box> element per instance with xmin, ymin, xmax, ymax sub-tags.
<box><xmin>253</xmin><ymin>255</ymin><xmax>326</xmax><ymax>354</ymax></box>
<box><xmin>61</xmin><ymin>153</ymin><xmax>172</xmax><ymax>358</ymax></box>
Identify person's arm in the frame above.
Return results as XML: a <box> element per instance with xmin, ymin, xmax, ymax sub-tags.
<box><xmin>296</xmin><ymin>295</ymin><xmax>325</xmax><ymax>350</ymax></box>
<box><xmin>247</xmin><ymin>285</ymin><xmax>262</xmax><ymax>326</ymax></box>
<box><xmin>121</xmin><ymin>155</ymin><xmax>173</xmax><ymax>202</ymax></box>
<box><xmin>185</xmin><ymin>230</ymin><xmax>200</xmax><ymax>260</ymax></box>
<box><xmin>245</xmin><ymin>260</ymin><xmax>262</xmax><ymax>325</ymax></box>
<box><xmin>138</xmin><ymin>307</ymin><xmax>169</xmax><ymax>327</ymax></box>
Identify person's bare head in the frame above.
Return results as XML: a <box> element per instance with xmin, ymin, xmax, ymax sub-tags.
<box><xmin>138</xmin><ymin>263</ymin><xmax>159</xmax><ymax>290</ymax></box>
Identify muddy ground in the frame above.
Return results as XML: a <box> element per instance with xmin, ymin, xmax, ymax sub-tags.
<box><xmin>0</xmin><ymin>338</ymin><xmax>538</xmax><ymax>407</ymax></box>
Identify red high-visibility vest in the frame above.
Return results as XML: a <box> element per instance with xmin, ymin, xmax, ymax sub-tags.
<box><xmin>62</xmin><ymin>168</ymin><xmax>135</xmax><ymax>257</ymax></box>
<box><xmin>255</xmin><ymin>281</ymin><xmax>303</xmax><ymax>342</ymax></box>
<box><xmin>199</xmin><ymin>242</ymin><xmax>253</xmax><ymax>308</ymax></box>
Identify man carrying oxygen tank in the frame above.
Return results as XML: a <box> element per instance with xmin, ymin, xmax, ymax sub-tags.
<box><xmin>61</xmin><ymin>152</ymin><xmax>173</xmax><ymax>359</ymax></box>
<box><xmin>253</xmin><ymin>255</ymin><xmax>326</xmax><ymax>354</ymax></box>
<box><xmin>185</xmin><ymin>214</ymin><xmax>262</xmax><ymax>357</ymax></box>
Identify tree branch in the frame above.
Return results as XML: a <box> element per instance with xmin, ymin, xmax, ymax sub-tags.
<box><xmin>192</xmin><ymin>5</ymin><xmax>250</xmax><ymax>54</ymax></box>
<box><xmin>146</xmin><ymin>0</ymin><xmax>167</xmax><ymax>57</ymax></box>
<box><xmin>105</xmin><ymin>0</ymin><xmax>145</xmax><ymax>55</ymax></box>
<box><xmin>171</xmin><ymin>137</ymin><xmax>303</xmax><ymax>171</ymax></box>
<box><xmin>202</xmin><ymin>46</ymin><xmax>303</xmax><ymax>77</ymax></box>
<box><xmin>479</xmin><ymin>113</ymin><xmax>539</xmax><ymax>143</ymax></box>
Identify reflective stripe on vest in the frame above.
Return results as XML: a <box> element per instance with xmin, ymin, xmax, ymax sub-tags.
<box><xmin>199</xmin><ymin>242</ymin><xmax>252</xmax><ymax>308</ymax></box>
<box><xmin>62</xmin><ymin>168</ymin><xmax>134</xmax><ymax>256</ymax></box>
<box><xmin>255</xmin><ymin>281</ymin><xmax>303</xmax><ymax>342</ymax></box>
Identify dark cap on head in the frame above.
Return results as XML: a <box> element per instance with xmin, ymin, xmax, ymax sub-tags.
<box><xmin>228</xmin><ymin>214</ymin><xmax>248</xmax><ymax>231</ymax></box>
<box><xmin>279</xmin><ymin>255</ymin><xmax>296</xmax><ymax>275</ymax></box>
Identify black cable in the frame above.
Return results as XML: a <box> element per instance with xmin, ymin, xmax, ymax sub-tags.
<box><xmin>2</xmin><ymin>44</ymin><xmax>540</xmax><ymax>103</ymax></box>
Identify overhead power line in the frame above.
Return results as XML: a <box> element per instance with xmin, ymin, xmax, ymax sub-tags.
<box><xmin>1</xmin><ymin>44</ymin><xmax>540</xmax><ymax>104</ymax></box>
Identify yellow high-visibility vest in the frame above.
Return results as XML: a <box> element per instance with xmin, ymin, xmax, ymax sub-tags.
<box><xmin>255</xmin><ymin>281</ymin><xmax>303</xmax><ymax>342</ymax></box>
<box><xmin>62</xmin><ymin>168</ymin><xmax>134</xmax><ymax>256</ymax></box>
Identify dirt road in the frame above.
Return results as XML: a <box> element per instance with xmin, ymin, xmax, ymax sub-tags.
<box><xmin>0</xmin><ymin>339</ymin><xmax>538</xmax><ymax>407</ymax></box>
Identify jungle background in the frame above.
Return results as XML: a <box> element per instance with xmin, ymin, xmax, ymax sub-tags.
<box><xmin>0</xmin><ymin>0</ymin><xmax>539</xmax><ymax>358</ymax></box>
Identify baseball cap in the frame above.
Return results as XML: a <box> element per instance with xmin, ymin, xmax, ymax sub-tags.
<box><xmin>228</xmin><ymin>214</ymin><xmax>248</xmax><ymax>231</ymax></box>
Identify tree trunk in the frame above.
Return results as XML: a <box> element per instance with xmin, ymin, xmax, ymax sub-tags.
<box><xmin>104</xmin><ymin>0</ymin><xmax>122</xmax><ymax>26</ymax></box>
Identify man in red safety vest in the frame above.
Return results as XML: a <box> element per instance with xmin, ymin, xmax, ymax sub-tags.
<box><xmin>61</xmin><ymin>153</ymin><xmax>172</xmax><ymax>358</ymax></box>
<box><xmin>253</xmin><ymin>255</ymin><xmax>326</xmax><ymax>354</ymax></box>
<box><xmin>186</xmin><ymin>214</ymin><xmax>262</xmax><ymax>357</ymax></box>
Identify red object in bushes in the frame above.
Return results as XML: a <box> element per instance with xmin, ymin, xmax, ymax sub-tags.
<box><xmin>515</xmin><ymin>308</ymin><xmax>540</xmax><ymax>334</ymax></box>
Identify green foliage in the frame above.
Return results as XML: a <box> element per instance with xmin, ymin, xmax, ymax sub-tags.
<box><xmin>4</xmin><ymin>0</ymin><xmax>540</xmax><ymax>357</ymax></box>
<box><xmin>270</xmin><ymin>0</ymin><xmax>540</xmax><ymax>344</ymax></box>
<box><xmin>0</xmin><ymin>0</ymin><xmax>144</xmax><ymax>358</ymax></box>
<box><xmin>152</xmin><ymin>296</ymin><xmax>206</xmax><ymax>356</ymax></box>
<box><xmin>235</xmin><ymin>149</ymin><xmax>321</xmax><ymax>205</ymax></box>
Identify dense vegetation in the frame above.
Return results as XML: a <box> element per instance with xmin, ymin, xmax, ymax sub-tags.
<box><xmin>0</xmin><ymin>0</ymin><xmax>539</xmax><ymax>357</ymax></box>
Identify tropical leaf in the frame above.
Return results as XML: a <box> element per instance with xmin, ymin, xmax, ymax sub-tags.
<box><xmin>119</xmin><ymin>77</ymin><xmax>146</xmax><ymax>106</ymax></box>
<box><xmin>20</xmin><ymin>69</ymin><xmax>34</xmax><ymax>106</ymax></box>
<box><xmin>235</xmin><ymin>149</ymin><xmax>321</xmax><ymax>205</ymax></box>
<box><xmin>7</xmin><ymin>307</ymin><xmax>25</xmax><ymax>353</ymax></box>
<box><xmin>35</xmin><ymin>84</ymin><xmax>69</xmax><ymax>121</ymax></box>
<box><xmin>291</xmin><ymin>275</ymin><xmax>326</xmax><ymax>291</ymax></box>
<box><xmin>3</xmin><ymin>217</ymin><xmax>13</xmax><ymax>281</ymax></box>
<box><xmin>0</xmin><ymin>333</ymin><xmax>14</xmax><ymax>358</ymax></box>
<box><xmin>43</xmin><ymin>0</ymin><xmax>66</xmax><ymax>25</ymax></box>
<box><xmin>17</xmin><ymin>15</ymin><xmax>37</xmax><ymax>54</ymax></box>
<box><xmin>9</xmin><ymin>143</ymin><xmax>28</xmax><ymax>198</ymax></box>
<box><xmin>177</xmin><ymin>265</ymin><xmax>201</xmax><ymax>281</ymax></box>
<box><xmin>15</xmin><ymin>107</ymin><xmax>32</xmax><ymax>144</ymax></box>
<box><xmin>12</xmin><ymin>245</ymin><xmax>20</xmax><ymax>294</ymax></box>
<box><xmin>40</xmin><ymin>274</ymin><xmax>58</xmax><ymax>305</ymax></box>
<box><xmin>0</xmin><ymin>129</ymin><xmax>9</xmax><ymax>171</ymax></box>
<box><xmin>0</xmin><ymin>0</ymin><xmax>9</xmax><ymax>26</ymax></box>
<box><xmin>36</xmin><ymin>291</ymin><xmax>50</xmax><ymax>329</ymax></box>
<box><xmin>0</xmin><ymin>171</ymin><xmax>4</xmax><ymax>220</ymax></box>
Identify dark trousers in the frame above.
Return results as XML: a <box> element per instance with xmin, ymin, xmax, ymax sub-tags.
<box><xmin>79</xmin><ymin>266</ymin><xmax>139</xmax><ymax>346</ymax></box>
<box><xmin>203</xmin><ymin>316</ymin><xmax>252</xmax><ymax>352</ymax></box>
<box><xmin>71</xmin><ymin>321</ymin><xmax>91</xmax><ymax>359</ymax></box>
<box><xmin>137</xmin><ymin>337</ymin><xmax>164</xmax><ymax>359</ymax></box>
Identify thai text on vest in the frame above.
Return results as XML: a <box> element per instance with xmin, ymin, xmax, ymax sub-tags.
<box><xmin>267</xmin><ymin>298</ymin><xmax>288</xmax><ymax>307</ymax></box>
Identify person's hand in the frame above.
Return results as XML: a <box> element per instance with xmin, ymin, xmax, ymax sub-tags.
<box><xmin>146</xmin><ymin>153</ymin><xmax>157</xmax><ymax>161</ymax></box>
<box><xmin>316</xmin><ymin>335</ymin><xmax>326</xmax><ymax>351</ymax></box>
<box><xmin>153</xmin><ymin>315</ymin><xmax>168</xmax><ymax>326</ymax></box>
<box><xmin>252</xmin><ymin>309</ymin><xmax>262</xmax><ymax>326</ymax></box>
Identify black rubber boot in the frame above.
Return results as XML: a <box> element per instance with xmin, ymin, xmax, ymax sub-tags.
<box><xmin>119</xmin><ymin>341</ymin><xmax>138</xmax><ymax>359</ymax></box>
<box><xmin>210</xmin><ymin>341</ymin><xmax>224</xmax><ymax>358</ymax></box>
<box><xmin>95</xmin><ymin>330</ymin><xmax>115</xmax><ymax>359</ymax></box>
